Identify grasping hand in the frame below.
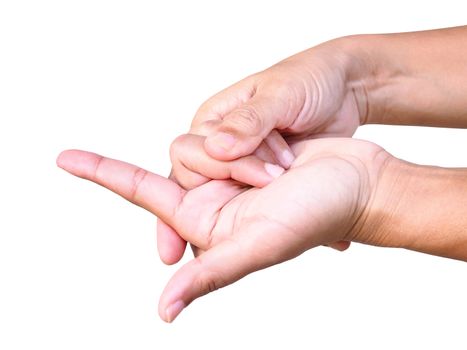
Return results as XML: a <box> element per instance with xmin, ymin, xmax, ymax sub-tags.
<box><xmin>157</xmin><ymin>37</ymin><xmax>368</xmax><ymax>262</ymax></box>
<box><xmin>190</xmin><ymin>39</ymin><xmax>366</xmax><ymax>161</ymax></box>
<box><xmin>57</xmin><ymin>138</ymin><xmax>393</xmax><ymax>322</ymax></box>
<box><xmin>158</xmin><ymin>129</ymin><xmax>292</xmax><ymax>265</ymax></box>
<box><xmin>168</xmin><ymin>133</ymin><xmax>351</xmax><ymax>252</ymax></box>
<box><xmin>159</xmin><ymin>26</ymin><xmax>467</xmax><ymax>267</ymax></box>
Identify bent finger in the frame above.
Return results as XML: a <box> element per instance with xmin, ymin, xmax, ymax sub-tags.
<box><xmin>204</xmin><ymin>93</ymin><xmax>293</xmax><ymax>161</ymax></box>
<box><xmin>190</xmin><ymin>75</ymin><xmax>258</xmax><ymax>128</ymax></box>
<box><xmin>171</xmin><ymin>134</ymin><xmax>284</xmax><ymax>190</ymax></box>
<box><xmin>157</xmin><ymin>219</ymin><xmax>187</xmax><ymax>265</ymax></box>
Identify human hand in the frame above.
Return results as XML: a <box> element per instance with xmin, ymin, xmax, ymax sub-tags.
<box><xmin>160</xmin><ymin>25</ymin><xmax>467</xmax><ymax>273</ymax></box>
<box><xmin>168</xmin><ymin>133</ymin><xmax>351</xmax><ymax>251</ymax></box>
<box><xmin>57</xmin><ymin>137</ymin><xmax>393</xmax><ymax>322</ymax></box>
<box><xmin>158</xmin><ymin>36</ymin><xmax>371</xmax><ymax>263</ymax></box>
<box><xmin>158</xmin><ymin>129</ymin><xmax>291</xmax><ymax>265</ymax></box>
<box><xmin>190</xmin><ymin>37</ymin><xmax>367</xmax><ymax>161</ymax></box>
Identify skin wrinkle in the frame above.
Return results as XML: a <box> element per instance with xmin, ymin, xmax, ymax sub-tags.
<box><xmin>207</xmin><ymin>80</ymin><xmax>257</xmax><ymax>124</ymax></box>
<box><xmin>263</xmin><ymin>63</ymin><xmax>310</xmax><ymax>132</ymax></box>
<box><xmin>287</xmin><ymin>79</ymin><xmax>308</xmax><ymax>129</ymax></box>
<box><xmin>171</xmin><ymin>188</ymin><xmax>187</xmax><ymax>232</ymax></box>
<box><xmin>347</xmin><ymin>155</ymin><xmax>400</xmax><ymax>245</ymax></box>
<box><xmin>295</xmin><ymin>75</ymin><xmax>313</xmax><ymax>130</ymax></box>
<box><xmin>347</xmin><ymin>148</ymin><xmax>393</xmax><ymax>241</ymax></box>
<box><xmin>229</xmin><ymin>188</ymin><xmax>251</xmax><ymax>236</ymax></box>
<box><xmin>255</xmin><ymin>211</ymin><xmax>322</xmax><ymax>266</ymax></box>
<box><xmin>58</xmin><ymin>28</ymin><xmax>467</xmax><ymax>324</ymax></box>
<box><xmin>212</xmin><ymin>186</ymin><xmax>254</xmax><ymax>247</ymax></box>
<box><xmin>279</xmin><ymin>69</ymin><xmax>308</xmax><ymax>128</ymax></box>
<box><xmin>227</xmin><ymin>104</ymin><xmax>264</xmax><ymax>135</ymax></box>
<box><xmin>203</xmin><ymin>208</ymin><xmax>220</xmax><ymax>250</ymax></box>
<box><xmin>248</xmin><ymin>79</ymin><xmax>258</xmax><ymax>99</ymax></box>
<box><xmin>210</xmin><ymin>183</ymin><xmax>249</xmax><ymax>246</ymax></box>
<box><xmin>343</xmin><ymin>39</ymin><xmax>372</xmax><ymax>125</ymax></box>
<box><xmin>299</xmin><ymin>69</ymin><xmax>322</xmax><ymax>131</ymax></box>
<box><xmin>177</xmin><ymin>192</ymin><xmax>212</xmax><ymax>249</ymax></box>
<box><xmin>288</xmin><ymin>150</ymin><xmax>385</xmax><ymax>243</ymax></box>
<box><xmin>174</xmin><ymin>154</ymin><xmax>204</xmax><ymax>190</ymax></box>
<box><xmin>193</xmin><ymin>238</ymin><xmax>241</xmax><ymax>294</ymax></box>
<box><xmin>92</xmin><ymin>154</ymin><xmax>104</xmax><ymax>183</ymax></box>
<box><xmin>203</xmin><ymin>182</ymin><xmax>250</xmax><ymax>249</ymax></box>
<box><xmin>350</xmin><ymin>84</ymin><xmax>369</xmax><ymax>126</ymax></box>
<box><xmin>186</xmin><ymin>257</ymin><xmax>220</xmax><ymax>298</ymax></box>
<box><xmin>129</xmin><ymin>167</ymin><xmax>149</xmax><ymax>204</ymax></box>
<box><xmin>341</xmin><ymin>36</ymin><xmax>377</xmax><ymax>126</ymax></box>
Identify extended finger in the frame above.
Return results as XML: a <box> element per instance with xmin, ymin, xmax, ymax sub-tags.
<box><xmin>57</xmin><ymin>150</ymin><xmax>184</xmax><ymax>226</ymax></box>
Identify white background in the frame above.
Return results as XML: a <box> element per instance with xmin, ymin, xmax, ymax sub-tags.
<box><xmin>1</xmin><ymin>1</ymin><xmax>466</xmax><ymax>349</ymax></box>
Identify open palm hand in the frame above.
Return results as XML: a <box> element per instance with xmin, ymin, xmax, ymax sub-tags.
<box><xmin>57</xmin><ymin>138</ymin><xmax>391</xmax><ymax>322</ymax></box>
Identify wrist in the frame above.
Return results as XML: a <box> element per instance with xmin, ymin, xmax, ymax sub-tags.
<box><xmin>353</xmin><ymin>157</ymin><xmax>467</xmax><ymax>261</ymax></box>
<box><xmin>333</xmin><ymin>34</ymin><xmax>407</xmax><ymax>126</ymax></box>
<box><xmin>350</xmin><ymin>157</ymin><xmax>418</xmax><ymax>248</ymax></box>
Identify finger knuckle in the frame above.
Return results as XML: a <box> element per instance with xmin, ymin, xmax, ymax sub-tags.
<box><xmin>129</xmin><ymin>167</ymin><xmax>148</xmax><ymax>202</ymax></box>
<box><xmin>226</xmin><ymin>106</ymin><xmax>263</xmax><ymax>133</ymax></box>
<box><xmin>169</xmin><ymin>134</ymin><xmax>188</xmax><ymax>160</ymax></box>
<box><xmin>192</xmin><ymin>257</ymin><xmax>227</xmax><ymax>295</ymax></box>
<box><xmin>192</xmin><ymin>100</ymin><xmax>217</xmax><ymax>127</ymax></box>
<box><xmin>190</xmin><ymin>120</ymin><xmax>221</xmax><ymax>137</ymax></box>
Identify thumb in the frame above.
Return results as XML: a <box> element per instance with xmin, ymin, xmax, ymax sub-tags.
<box><xmin>204</xmin><ymin>94</ymin><xmax>290</xmax><ymax>161</ymax></box>
<box><xmin>158</xmin><ymin>239</ymin><xmax>259</xmax><ymax>323</ymax></box>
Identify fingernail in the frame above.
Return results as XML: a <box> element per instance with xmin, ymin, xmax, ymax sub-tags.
<box><xmin>165</xmin><ymin>300</ymin><xmax>185</xmax><ymax>323</ymax></box>
<box><xmin>208</xmin><ymin>132</ymin><xmax>237</xmax><ymax>151</ymax></box>
<box><xmin>264</xmin><ymin>162</ymin><xmax>285</xmax><ymax>179</ymax></box>
<box><xmin>280</xmin><ymin>149</ymin><xmax>295</xmax><ymax>168</ymax></box>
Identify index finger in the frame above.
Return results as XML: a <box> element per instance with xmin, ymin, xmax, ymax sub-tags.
<box><xmin>56</xmin><ymin>149</ymin><xmax>184</xmax><ymax>225</ymax></box>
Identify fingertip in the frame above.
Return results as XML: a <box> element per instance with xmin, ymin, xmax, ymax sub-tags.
<box><xmin>158</xmin><ymin>299</ymin><xmax>171</xmax><ymax>323</ymax></box>
<box><xmin>264</xmin><ymin>129</ymin><xmax>295</xmax><ymax>169</ymax></box>
<box><xmin>158</xmin><ymin>299</ymin><xmax>185</xmax><ymax>323</ymax></box>
<box><xmin>281</xmin><ymin>149</ymin><xmax>295</xmax><ymax>169</ymax></box>
<box><xmin>158</xmin><ymin>272</ymin><xmax>189</xmax><ymax>323</ymax></box>
<box><xmin>164</xmin><ymin>300</ymin><xmax>186</xmax><ymax>323</ymax></box>
<box><xmin>56</xmin><ymin>149</ymin><xmax>74</xmax><ymax>169</ymax></box>
<box><xmin>55</xmin><ymin>149</ymin><xmax>100</xmax><ymax>178</ymax></box>
<box><xmin>157</xmin><ymin>220</ymin><xmax>187</xmax><ymax>265</ymax></box>
<box><xmin>264</xmin><ymin>162</ymin><xmax>285</xmax><ymax>179</ymax></box>
<box><xmin>158</xmin><ymin>246</ymin><xmax>185</xmax><ymax>265</ymax></box>
<box><xmin>327</xmin><ymin>241</ymin><xmax>351</xmax><ymax>251</ymax></box>
<box><xmin>56</xmin><ymin>149</ymin><xmax>85</xmax><ymax>173</ymax></box>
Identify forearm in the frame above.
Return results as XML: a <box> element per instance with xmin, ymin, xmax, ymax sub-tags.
<box><xmin>344</xmin><ymin>26</ymin><xmax>467</xmax><ymax>128</ymax></box>
<box><xmin>356</xmin><ymin>158</ymin><xmax>467</xmax><ymax>261</ymax></box>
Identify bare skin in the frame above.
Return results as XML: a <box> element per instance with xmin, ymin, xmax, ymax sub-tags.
<box><xmin>194</xmin><ymin>26</ymin><xmax>467</xmax><ymax>157</ymax></box>
<box><xmin>57</xmin><ymin>26</ymin><xmax>467</xmax><ymax>322</ymax></box>
<box><xmin>160</xmin><ymin>26</ymin><xmax>467</xmax><ymax>265</ymax></box>
<box><xmin>157</xmin><ymin>28</ymin><xmax>370</xmax><ymax>262</ymax></box>
<box><xmin>57</xmin><ymin>138</ymin><xmax>391</xmax><ymax>322</ymax></box>
<box><xmin>57</xmin><ymin>136</ymin><xmax>467</xmax><ymax>322</ymax></box>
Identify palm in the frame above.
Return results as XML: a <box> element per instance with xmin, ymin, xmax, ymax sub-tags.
<box><xmin>57</xmin><ymin>138</ymin><xmax>389</xmax><ymax>322</ymax></box>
